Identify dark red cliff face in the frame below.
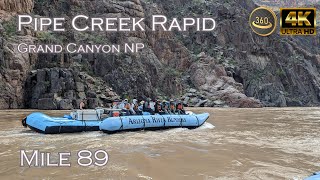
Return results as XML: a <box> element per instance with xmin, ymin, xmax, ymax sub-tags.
<box><xmin>0</xmin><ymin>0</ymin><xmax>319</xmax><ymax>109</ymax></box>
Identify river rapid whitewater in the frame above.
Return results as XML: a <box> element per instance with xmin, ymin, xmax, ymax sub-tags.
<box><xmin>0</xmin><ymin>108</ymin><xmax>319</xmax><ymax>179</ymax></box>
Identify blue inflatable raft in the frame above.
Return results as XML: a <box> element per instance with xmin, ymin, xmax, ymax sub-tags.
<box><xmin>22</xmin><ymin>109</ymin><xmax>210</xmax><ymax>134</ymax></box>
<box><xmin>99</xmin><ymin>112</ymin><xmax>210</xmax><ymax>133</ymax></box>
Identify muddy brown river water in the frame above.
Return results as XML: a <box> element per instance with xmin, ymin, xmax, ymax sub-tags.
<box><xmin>0</xmin><ymin>108</ymin><xmax>319</xmax><ymax>179</ymax></box>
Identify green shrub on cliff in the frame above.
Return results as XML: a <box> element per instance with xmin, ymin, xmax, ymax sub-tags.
<box><xmin>165</xmin><ymin>67</ymin><xmax>182</xmax><ymax>77</ymax></box>
<box><xmin>36</xmin><ymin>32</ymin><xmax>57</xmax><ymax>43</ymax></box>
<box><xmin>3</xmin><ymin>20</ymin><xmax>16</xmax><ymax>38</ymax></box>
<box><xmin>77</xmin><ymin>32</ymin><xmax>106</xmax><ymax>44</ymax></box>
<box><xmin>276</xmin><ymin>69</ymin><xmax>285</xmax><ymax>76</ymax></box>
<box><xmin>192</xmin><ymin>0</ymin><xmax>204</xmax><ymax>5</ymax></box>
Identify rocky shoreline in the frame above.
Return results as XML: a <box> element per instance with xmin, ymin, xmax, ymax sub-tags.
<box><xmin>0</xmin><ymin>0</ymin><xmax>319</xmax><ymax>109</ymax></box>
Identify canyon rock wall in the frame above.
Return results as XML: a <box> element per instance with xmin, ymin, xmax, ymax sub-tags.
<box><xmin>0</xmin><ymin>0</ymin><xmax>318</xmax><ymax>109</ymax></box>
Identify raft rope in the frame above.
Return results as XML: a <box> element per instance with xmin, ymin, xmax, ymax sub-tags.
<box><xmin>195</xmin><ymin>115</ymin><xmax>200</xmax><ymax>126</ymax></box>
<box><xmin>159</xmin><ymin>115</ymin><xmax>166</xmax><ymax>127</ymax></box>
<box><xmin>59</xmin><ymin>125</ymin><xmax>62</xmax><ymax>133</ymax></box>
<box><xmin>141</xmin><ymin>115</ymin><xmax>146</xmax><ymax>130</ymax></box>
<box><xmin>82</xmin><ymin>111</ymin><xmax>87</xmax><ymax>131</ymax></box>
<box><xmin>119</xmin><ymin>116</ymin><xmax>124</xmax><ymax>131</ymax></box>
<box><xmin>163</xmin><ymin>115</ymin><xmax>166</xmax><ymax>127</ymax></box>
<box><xmin>96</xmin><ymin>111</ymin><xmax>100</xmax><ymax>120</ymax></box>
<box><xmin>179</xmin><ymin>115</ymin><xmax>183</xmax><ymax>127</ymax></box>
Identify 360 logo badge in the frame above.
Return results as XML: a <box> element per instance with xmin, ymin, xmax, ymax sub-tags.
<box><xmin>249</xmin><ymin>7</ymin><xmax>277</xmax><ymax>36</ymax></box>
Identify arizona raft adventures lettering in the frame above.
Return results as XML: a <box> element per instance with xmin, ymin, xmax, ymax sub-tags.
<box><xmin>128</xmin><ymin>116</ymin><xmax>187</xmax><ymax>125</ymax></box>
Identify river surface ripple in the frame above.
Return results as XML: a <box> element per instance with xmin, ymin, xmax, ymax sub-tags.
<box><xmin>0</xmin><ymin>108</ymin><xmax>319</xmax><ymax>179</ymax></box>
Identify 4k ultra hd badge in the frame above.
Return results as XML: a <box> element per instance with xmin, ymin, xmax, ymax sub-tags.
<box><xmin>280</xmin><ymin>8</ymin><xmax>316</xmax><ymax>35</ymax></box>
<box><xmin>249</xmin><ymin>7</ymin><xmax>277</xmax><ymax>36</ymax></box>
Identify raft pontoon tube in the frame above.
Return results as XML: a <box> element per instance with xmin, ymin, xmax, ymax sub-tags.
<box><xmin>24</xmin><ymin>109</ymin><xmax>104</xmax><ymax>134</ymax></box>
<box><xmin>305</xmin><ymin>172</ymin><xmax>320</xmax><ymax>180</ymax></box>
<box><xmin>99</xmin><ymin>113</ymin><xmax>210</xmax><ymax>133</ymax></box>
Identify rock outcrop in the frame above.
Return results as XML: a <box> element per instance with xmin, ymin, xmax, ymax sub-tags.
<box><xmin>182</xmin><ymin>53</ymin><xmax>263</xmax><ymax>108</ymax></box>
<box><xmin>24</xmin><ymin>68</ymin><xmax>120</xmax><ymax>109</ymax></box>
<box><xmin>0</xmin><ymin>0</ymin><xmax>33</xmax><ymax>13</ymax></box>
<box><xmin>0</xmin><ymin>0</ymin><xmax>33</xmax><ymax>19</ymax></box>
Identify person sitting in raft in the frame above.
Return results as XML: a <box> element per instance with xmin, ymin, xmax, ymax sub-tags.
<box><xmin>133</xmin><ymin>101</ymin><xmax>142</xmax><ymax>115</ymax></box>
<box><xmin>162</xmin><ymin>100</ymin><xmax>170</xmax><ymax>114</ymax></box>
<box><xmin>143</xmin><ymin>98</ymin><xmax>154</xmax><ymax>115</ymax></box>
<box><xmin>79</xmin><ymin>98</ymin><xmax>86</xmax><ymax>110</ymax></box>
<box><xmin>169</xmin><ymin>100</ymin><xmax>176</xmax><ymax>114</ymax></box>
<box><xmin>155</xmin><ymin>100</ymin><xmax>164</xmax><ymax>114</ymax></box>
<box><xmin>130</xmin><ymin>99</ymin><xmax>139</xmax><ymax>115</ymax></box>
<box><xmin>176</xmin><ymin>102</ymin><xmax>186</xmax><ymax>114</ymax></box>
<box><xmin>112</xmin><ymin>99</ymin><xmax>119</xmax><ymax>109</ymax></box>
<box><xmin>122</xmin><ymin>99</ymin><xmax>132</xmax><ymax>116</ymax></box>
<box><xmin>150</xmin><ymin>99</ymin><xmax>155</xmax><ymax>112</ymax></box>
<box><xmin>139</xmin><ymin>101</ymin><xmax>144</xmax><ymax>108</ymax></box>
<box><xmin>138</xmin><ymin>101</ymin><xmax>144</xmax><ymax>113</ymax></box>
<box><xmin>131</xmin><ymin>99</ymin><xmax>138</xmax><ymax>112</ymax></box>
<box><xmin>118</xmin><ymin>99</ymin><xmax>125</xmax><ymax>109</ymax></box>
<box><xmin>154</xmin><ymin>99</ymin><xmax>159</xmax><ymax>113</ymax></box>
